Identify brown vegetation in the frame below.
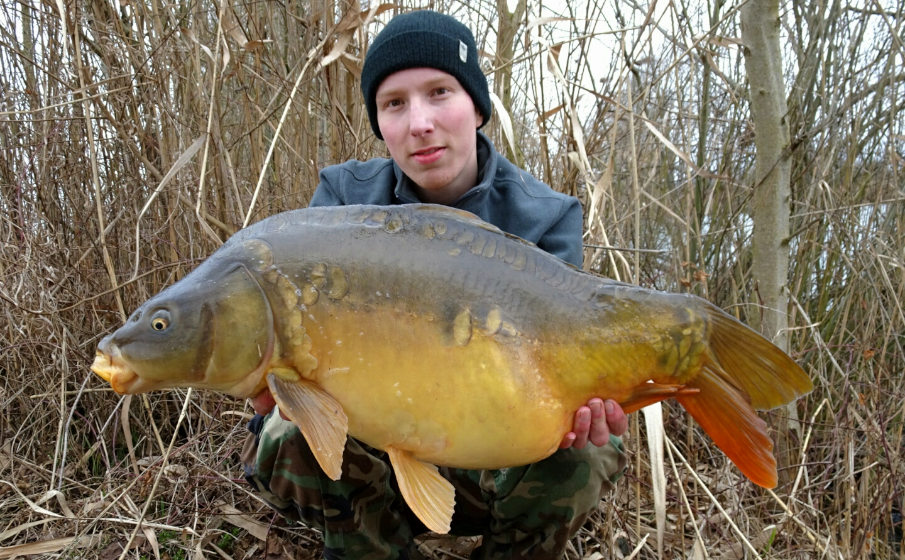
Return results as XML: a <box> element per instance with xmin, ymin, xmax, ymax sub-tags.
<box><xmin>1</xmin><ymin>0</ymin><xmax>902</xmax><ymax>558</ymax></box>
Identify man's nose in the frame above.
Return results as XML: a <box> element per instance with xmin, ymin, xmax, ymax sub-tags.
<box><xmin>408</xmin><ymin>99</ymin><xmax>434</xmax><ymax>135</ymax></box>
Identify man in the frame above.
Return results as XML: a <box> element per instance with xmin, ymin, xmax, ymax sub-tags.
<box><xmin>242</xmin><ymin>10</ymin><xmax>628</xmax><ymax>559</ymax></box>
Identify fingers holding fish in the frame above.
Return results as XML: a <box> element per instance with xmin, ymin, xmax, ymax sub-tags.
<box><xmin>249</xmin><ymin>389</ymin><xmax>290</xmax><ymax>420</ymax></box>
<box><xmin>602</xmin><ymin>399</ymin><xmax>627</xmax><ymax>441</ymax></box>
<box><xmin>250</xmin><ymin>389</ymin><xmax>277</xmax><ymax>415</ymax></box>
<box><xmin>560</xmin><ymin>398</ymin><xmax>627</xmax><ymax>449</ymax></box>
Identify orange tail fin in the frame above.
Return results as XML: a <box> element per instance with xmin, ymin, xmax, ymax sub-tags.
<box><xmin>675</xmin><ymin>307</ymin><xmax>812</xmax><ymax>488</ymax></box>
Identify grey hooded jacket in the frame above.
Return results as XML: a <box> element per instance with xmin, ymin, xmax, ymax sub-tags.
<box><xmin>309</xmin><ymin>132</ymin><xmax>584</xmax><ymax>267</ymax></box>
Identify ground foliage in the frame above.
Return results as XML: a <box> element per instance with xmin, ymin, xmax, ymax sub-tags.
<box><xmin>1</xmin><ymin>0</ymin><xmax>903</xmax><ymax>558</ymax></box>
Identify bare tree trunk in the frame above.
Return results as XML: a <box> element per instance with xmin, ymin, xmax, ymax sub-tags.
<box><xmin>740</xmin><ymin>0</ymin><xmax>791</xmax><ymax>350</ymax></box>
<box><xmin>740</xmin><ymin>0</ymin><xmax>799</xmax><ymax>486</ymax></box>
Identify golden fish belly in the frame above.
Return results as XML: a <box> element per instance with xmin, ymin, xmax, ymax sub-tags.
<box><xmin>303</xmin><ymin>304</ymin><xmax>570</xmax><ymax>469</ymax></box>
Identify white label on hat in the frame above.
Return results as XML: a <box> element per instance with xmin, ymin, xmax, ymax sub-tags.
<box><xmin>459</xmin><ymin>40</ymin><xmax>467</xmax><ymax>63</ymax></box>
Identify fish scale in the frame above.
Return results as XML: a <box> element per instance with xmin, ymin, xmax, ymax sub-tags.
<box><xmin>92</xmin><ymin>203</ymin><xmax>813</xmax><ymax>534</ymax></box>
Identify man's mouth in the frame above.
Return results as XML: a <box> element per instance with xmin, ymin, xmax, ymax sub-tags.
<box><xmin>412</xmin><ymin>146</ymin><xmax>444</xmax><ymax>164</ymax></box>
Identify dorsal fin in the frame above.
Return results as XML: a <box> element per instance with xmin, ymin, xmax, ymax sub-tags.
<box><xmin>406</xmin><ymin>203</ymin><xmax>505</xmax><ymax>235</ymax></box>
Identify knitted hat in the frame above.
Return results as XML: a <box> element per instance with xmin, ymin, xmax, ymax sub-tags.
<box><xmin>360</xmin><ymin>10</ymin><xmax>492</xmax><ymax>139</ymax></box>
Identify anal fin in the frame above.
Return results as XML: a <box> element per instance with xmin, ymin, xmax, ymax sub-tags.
<box><xmin>267</xmin><ymin>372</ymin><xmax>348</xmax><ymax>480</ymax></box>
<box><xmin>619</xmin><ymin>382</ymin><xmax>700</xmax><ymax>414</ymax></box>
<box><xmin>386</xmin><ymin>446</ymin><xmax>455</xmax><ymax>534</ymax></box>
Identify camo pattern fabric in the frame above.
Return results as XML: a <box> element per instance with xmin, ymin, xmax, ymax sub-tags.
<box><xmin>241</xmin><ymin>409</ymin><xmax>626</xmax><ymax>559</ymax></box>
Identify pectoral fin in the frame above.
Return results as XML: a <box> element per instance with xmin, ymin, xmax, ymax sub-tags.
<box><xmin>267</xmin><ymin>372</ymin><xmax>348</xmax><ymax>480</ymax></box>
<box><xmin>386</xmin><ymin>446</ymin><xmax>455</xmax><ymax>534</ymax></box>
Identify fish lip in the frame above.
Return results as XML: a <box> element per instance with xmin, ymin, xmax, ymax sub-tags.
<box><xmin>91</xmin><ymin>350</ymin><xmax>138</xmax><ymax>394</ymax></box>
<box><xmin>91</xmin><ymin>351</ymin><xmax>114</xmax><ymax>382</ymax></box>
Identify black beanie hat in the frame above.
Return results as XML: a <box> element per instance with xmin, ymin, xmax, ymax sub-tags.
<box><xmin>360</xmin><ymin>10</ymin><xmax>492</xmax><ymax>139</ymax></box>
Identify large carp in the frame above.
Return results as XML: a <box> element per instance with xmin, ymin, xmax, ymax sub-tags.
<box><xmin>92</xmin><ymin>203</ymin><xmax>812</xmax><ymax>533</ymax></box>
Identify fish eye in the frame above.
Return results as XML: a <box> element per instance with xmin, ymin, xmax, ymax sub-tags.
<box><xmin>149</xmin><ymin>310</ymin><xmax>171</xmax><ymax>332</ymax></box>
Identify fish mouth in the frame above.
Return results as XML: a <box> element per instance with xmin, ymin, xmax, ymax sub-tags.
<box><xmin>91</xmin><ymin>351</ymin><xmax>139</xmax><ymax>395</ymax></box>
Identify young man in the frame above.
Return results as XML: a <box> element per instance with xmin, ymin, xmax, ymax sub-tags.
<box><xmin>242</xmin><ymin>10</ymin><xmax>628</xmax><ymax>559</ymax></box>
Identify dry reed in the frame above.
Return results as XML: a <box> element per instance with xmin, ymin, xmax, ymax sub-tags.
<box><xmin>1</xmin><ymin>0</ymin><xmax>902</xmax><ymax>558</ymax></box>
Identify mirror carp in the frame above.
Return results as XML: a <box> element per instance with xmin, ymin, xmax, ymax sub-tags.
<box><xmin>92</xmin><ymin>203</ymin><xmax>812</xmax><ymax>533</ymax></box>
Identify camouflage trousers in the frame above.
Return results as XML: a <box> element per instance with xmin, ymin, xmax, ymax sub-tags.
<box><xmin>241</xmin><ymin>409</ymin><xmax>626</xmax><ymax>560</ymax></box>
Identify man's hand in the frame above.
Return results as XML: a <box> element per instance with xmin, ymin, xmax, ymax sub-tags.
<box><xmin>250</xmin><ymin>389</ymin><xmax>289</xmax><ymax>419</ymax></box>
<box><xmin>559</xmin><ymin>398</ymin><xmax>627</xmax><ymax>450</ymax></box>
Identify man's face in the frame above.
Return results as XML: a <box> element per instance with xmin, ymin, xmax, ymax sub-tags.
<box><xmin>375</xmin><ymin>68</ymin><xmax>484</xmax><ymax>204</ymax></box>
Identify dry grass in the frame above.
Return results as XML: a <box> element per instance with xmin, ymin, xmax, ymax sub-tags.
<box><xmin>1</xmin><ymin>0</ymin><xmax>903</xmax><ymax>558</ymax></box>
